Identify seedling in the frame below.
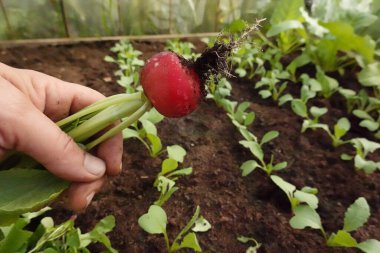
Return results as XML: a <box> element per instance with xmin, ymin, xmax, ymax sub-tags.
<box><xmin>240</xmin><ymin>131</ymin><xmax>287</xmax><ymax>175</ymax></box>
<box><xmin>303</xmin><ymin>118</ymin><xmax>351</xmax><ymax>147</ymax></box>
<box><xmin>104</xmin><ymin>40</ymin><xmax>144</xmax><ymax>93</ymax></box>
<box><xmin>123</xmin><ymin>108</ymin><xmax>164</xmax><ymax>157</ymax></box>
<box><xmin>0</xmin><ymin>207</ymin><xmax>117</xmax><ymax>253</ymax></box>
<box><xmin>138</xmin><ymin>205</ymin><xmax>211</xmax><ymax>253</ymax></box>
<box><xmin>230</xmin><ymin>41</ymin><xmax>264</xmax><ymax>79</ymax></box>
<box><xmin>289</xmin><ymin>197</ymin><xmax>380</xmax><ymax>253</ymax></box>
<box><xmin>237</xmin><ymin>235</ymin><xmax>261</xmax><ymax>253</ymax></box>
<box><xmin>153</xmin><ymin>146</ymin><xmax>192</xmax><ymax>206</ymax></box>
<box><xmin>255</xmin><ymin>69</ymin><xmax>290</xmax><ymax>102</ymax></box>
<box><xmin>342</xmin><ymin>138</ymin><xmax>380</xmax><ymax>173</ymax></box>
<box><xmin>165</xmin><ymin>39</ymin><xmax>200</xmax><ymax>61</ymax></box>
<box><xmin>271</xmin><ymin>175</ymin><xmax>319</xmax><ymax>211</ymax></box>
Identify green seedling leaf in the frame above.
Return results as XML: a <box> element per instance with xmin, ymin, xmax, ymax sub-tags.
<box><xmin>140</xmin><ymin>119</ymin><xmax>157</xmax><ymax>135</ymax></box>
<box><xmin>239</xmin><ymin>141</ymin><xmax>264</xmax><ymax>161</ymax></box>
<box><xmin>237</xmin><ymin>236</ymin><xmax>262</xmax><ymax>253</ymax></box>
<box><xmin>289</xmin><ymin>205</ymin><xmax>323</xmax><ymax>230</ymax></box>
<box><xmin>146</xmin><ymin>133</ymin><xmax>162</xmax><ymax>156</ymax></box>
<box><xmin>360</xmin><ymin>120</ymin><xmax>379</xmax><ymax>132</ymax></box>
<box><xmin>301</xmin><ymin>187</ymin><xmax>318</xmax><ymax>195</ymax></box>
<box><xmin>310</xmin><ymin>107</ymin><xmax>328</xmax><ymax>119</ymax></box>
<box><xmin>167</xmin><ymin>167</ymin><xmax>193</xmax><ymax>178</ymax></box>
<box><xmin>358</xmin><ymin>62</ymin><xmax>380</xmax><ymax>87</ymax></box>
<box><xmin>0</xmin><ymin>219</ymin><xmax>32</xmax><ymax>253</ymax></box>
<box><xmin>259</xmin><ymin>90</ymin><xmax>272</xmax><ymax>99</ymax></box>
<box><xmin>122</xmin><ymin>128</ymin><xmax>140</xmax><ymax>139</ymax></box>
<box><xmin>0</xmin><ymin>169</ymin><xmax>69</xmax><ymax>222</ymax></box>
<box><xmin>240</xmin><ymin>160</ymin><xmax>259</xmax><ymax>176</ymax></box>
<box><xmin>341</xmin><ymin>153</ymin><xmax>353</xmax><ymax>161</ymax></box>
<box><xmin>351</xmin><ymin>138</ymin><xmax>380</xmax><ymax>157</ymax></box>
<box><xmin>334</xmin><ymin>118</ymin><xmax>351</xmax><ymax>139</ymax></box>
<box><xmin>176</xmin><ymin>232</ymin><xmax>202</xmax><ymax>252</ymax></box>
<box><xmin>291</xmin><ymin>99</ymin><xmax>308</xmax><ymax>118</ymax></box>
<box><xmin>353</xmin><ymin>110</ymin><xmax>373</xmax><ymax>120</ymax></box>
<box><xmin>278</xmin><ymin>94</ymin><xmax>293</xmax><ymax>106</ymax></box>
<box><xmin>270</xmin><ymin>175</ymin><xmax>296</xmax><ymax>200</ymax></box>
<box><xmin>343</xmin><ymin>197</ymin><xmax>370</xmax><ymax>232</ymax></box>
<box><xmin>272</xmin><ymin>161</ymin><xmax>288</xmax><ymax>171</ymax></box>
<box><xmin>161</xmin><ymin>158</ymin><xmax>179</xmax><ymax>175</ymax></box>
<box><xmin>140</xmin><ymin>108</ymin><xmax>164</xmax><ymax>124</ymax></box>
<box><xmin>267</xmin><ymin>20</ymin><xmax>304</xmax><ymax>37</ymax></box>
<box><xmin>224</xmin><ymin>19</ymin><xmax>247</xmax><ymax>33</ymax></box>
<box><xmin>294</xmin><ymin>191</ymin><xmax>319</xmax><ymax>210</ymax></box>
<box><xmin>192</xmin><ymin>216</ymin><xmax>211</xmax><ymax>232</ymax></box>
<box><xmin>357</xmin><ymin>239</ymin><xmax>380</xmax><ymax>253</ymax></box>
<box><xmin>138</xmin><ymin>205</ymin><xmax>167</xmax><ymax>234</ymax></box>
<box><xmin>261</xmin><ymin>131</ymin><xmax>279</xmax><ymax>145</ymax></box>
<box><xmin>327</xmin><ymin>230</ymin><xmax>358</xmax><ymax>247</ymax></box>
<box><xmin>354</xmin><ymin>156</ymin><xmax>380</xmax><ymax>174</ymax></box>
<box><xmin>270</xmin><ymin>0</ymin><xmax>304</xmax><ymax>25</ymax></box>
<box><xmin>167</xmin><ymin>145</ymin><xmax>187</xmax><ymax>163</ymax></box>
<box><xmin>316</xmin><ymin>69</ymin><xmax>339</xmax><ymax>98</ymax></box>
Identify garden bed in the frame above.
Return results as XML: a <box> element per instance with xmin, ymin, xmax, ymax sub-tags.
<box><xmin>1</xmin><ymin>40</ymin><xmax>379</xmax><ymax>253</ymax></box>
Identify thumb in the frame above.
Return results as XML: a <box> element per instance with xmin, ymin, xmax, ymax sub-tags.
<box><xmin>8</xmin><ymin>105</ymin><xmax>106</xmax><ymax>182</ymax></box>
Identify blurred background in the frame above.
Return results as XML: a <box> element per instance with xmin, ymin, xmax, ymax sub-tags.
<box><xmin>1</xmin><ymin>0</ymin><xmax>378</xmax><ymax>41</ymax></box>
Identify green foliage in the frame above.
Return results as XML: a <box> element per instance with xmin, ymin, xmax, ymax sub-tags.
<box><xmin>240</xmin><ymin>130</ymin><xmax>287</xmax><ymax>175</ymax></box>
<box><xmin>164</xmin><ymin>40</ymin><xmax>200</xmax><ymax>61</ymax></box>
<box><xmin>343</xmin><ymin>138</ymin><xmax>380</xmax><ymax>173</ymax></box>
<box><xmin>152</xmin><ymin>146</ymin><xmax>192</xmax><ymax>206</ymax></box>
<box><xmin>289</xmin><ymin>196</ymin><xmax>379</xmax><ymax>253</ymax></box>
<box><xmin>138</xmin><ymin>205</ymin><xmax>210</xmax><ymax>253</ymax></box>
<box><xmin>0</xmin><ymin>208</ymin><xmax>117</xmax><ymax>253</ymax></box>
<box><xmin>237</xmin><ymin>235</ymin><xmax>261</xmax><ymax>253</ymax></box>
<box><xmin>123</xmin><ymin>108</ymin><xmax>165</xmax><ymax>157</ymax></box>
<box><xmin>104</xmin><ymin>40</ymin><xmax>144</xmax><ymax>93</ymax></box>
<box><xmin>271</xmin><ymin>175</ymin><xmax>319</xmax><ymax>211</ymax></box>
<box><xmin>0</xmin><ymin>169</ymin><xmax>69</xmax><ymax>225</ymax></box>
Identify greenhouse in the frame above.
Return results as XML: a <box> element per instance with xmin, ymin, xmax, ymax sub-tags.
<box><xmin>0</xmin><ymin>0</ymin><xmax>379</xmax><ymax>252</ymax></box>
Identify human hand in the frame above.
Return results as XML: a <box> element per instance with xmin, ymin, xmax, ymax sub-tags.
<box><xmin>0</xmin><ymin>63</ymin><xmax>123</xmax><ymax>212</ymax></box>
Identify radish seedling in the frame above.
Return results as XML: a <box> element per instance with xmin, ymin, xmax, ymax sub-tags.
<box><xmin>104</xmin><ymin>40</ymin><xmax>144</xmax><ymax>93</ymax></box>
<box><xmin>342</xmin><ymin>138</ymin><xmax>380</xmax><ymax>173</ymax></box>
<box><xmin>290</xmin><ymin>197</ymin><xmax>380</xmax><ymax>253</ymax></box>
<box><xmin>289</xmin><ymin>197</ymin><xmax>380</xmax><ymax>253</ymax></box>
<box><xmin>237</xmin><ymin>236</ymin><xmax>261</xmax><ymax>253</ymax></box>
<box><xmin>138</xmin><ymin>205</ymin><xmax>210</xmax><ymax>253</ymax></box>
<box><xmin>165</xmin><ymin>39</ymin><xmax>200</xmax><ymax>61</ymax></box>
<box><xmin>240</xmin><ymin>131</ymin><xmax>287</xmax><ymax>175</ymax></box>
<box><xmin>0</xmin><ymin>208</ymin><xmax>117</xmax><ymax>253</ymax></box>
<box><xmin>271</xmin><ymin>175</ymin><xmax>319</xmax><ymax>211</ymax></box>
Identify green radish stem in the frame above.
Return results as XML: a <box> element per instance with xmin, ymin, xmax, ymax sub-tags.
<box><xmin>57</xmin><ymin>91</ymin><xmax>152</xmax><ymax>150</ymax></box>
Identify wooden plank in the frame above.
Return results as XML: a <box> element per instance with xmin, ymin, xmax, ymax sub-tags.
<box><xmin>0</xmin><ymin>33</ymin><xmax>219</xmax><ymax>48</ymax></box>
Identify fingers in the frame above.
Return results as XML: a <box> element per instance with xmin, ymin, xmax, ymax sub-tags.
<box><xmin>67</xmin><ymin>178</ymin><xmax>105</xmax><ymax>212</ymax></box>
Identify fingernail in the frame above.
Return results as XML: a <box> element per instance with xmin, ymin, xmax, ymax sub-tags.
<box><xmin>119</xmin><ymin>163</ymin><xmax>123</xmax><ymax>172</ymax></box>
<box><xmin>84</xmin><ymin>153</ymin><xmax>106</xmax><ymax>176</ymax></box>
<box><xmin>86</xmin><ymin>192</ymin><xmax>95</xmax><ymax>208</ymax></box>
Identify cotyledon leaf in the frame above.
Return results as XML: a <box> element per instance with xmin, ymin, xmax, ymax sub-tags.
<box><xmin>0</xmin><ymin>169</ymin><xmax>69</xmax><ymax>223</ymax></box>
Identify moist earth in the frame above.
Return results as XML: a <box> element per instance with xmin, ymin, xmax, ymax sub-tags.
<box><xmin>0</xmin><ymin>40</ymin><xmax>379</xmax><ymax>253</ymax></box>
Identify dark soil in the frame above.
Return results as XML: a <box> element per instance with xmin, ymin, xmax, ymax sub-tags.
<box><xmin>0</xmin><ymin>39</ymin><xmax>379</xmax><ymax>253</ymax></box>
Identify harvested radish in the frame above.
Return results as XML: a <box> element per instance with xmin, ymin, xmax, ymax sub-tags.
<box><xmin>0</xmin><ymin>20</ymin><xmax>265</xmax><ymax>218</ymax></box>
<box><xmin>140</xmin><ymin>52</ymin><xmax>201</xmax><ymax>118</ymax></box>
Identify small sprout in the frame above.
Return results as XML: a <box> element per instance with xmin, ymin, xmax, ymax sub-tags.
<box><xmin>237</xmin><ymin>235</ymin><xmax>262</xmax><ymax>253</ymax></box>
<box><xmin>345</xmin><ymin>138</ymin><xmax>380</xmax><ymax>173</ymax></box>
<box><xmin>139</xmin><ymin>205</ymin><xmax>210</xmax><ymax>253</ymax></box>
<box><xmin>271</xmin><ymin>175</ymin><xmax>319</xmax><ymax>211</ymax></box>
<box><xmin>240</xmin><ymin>131</ymin><xmax>287</xmax><ymax>175</ymax></box>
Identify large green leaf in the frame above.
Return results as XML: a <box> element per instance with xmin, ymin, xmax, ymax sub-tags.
<box><xmin>357</xmin><ymin>239</ymin><xmax>380</xmax><ymax>253</ymax></box>
<box><xmin>267</xmin><ymin>20</ymin><xmax>304</xmax><ymax>37</ymax></box>
<box><xmin>289</xmin><ymin>205</ymin><xmax>323</xmax><ymax>230</ymax></box>
<box><xmin>343</xmin><ymin>197</ymin><xmax>370</xmax><ymax>232</ymax></box>
<box><xmin>358</xmin><ymin>62</ymin><xmax>380</xmax><ymax>88</ymax></box>
<box><xmin>270</xmin><ymin>0</ymin><xmax>304</xmax><ymax>25</ymax></box>
<box><xmin>0</xmin><ymin>169</ymin><xmax>69</xmax><ymax>222</ymax></box>
<box><xmin>138</xmin><ymin>205</ymin><xmax>167</xmax><ymax>234</ymax></box>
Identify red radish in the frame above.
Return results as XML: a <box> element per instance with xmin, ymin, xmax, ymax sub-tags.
<box><xmin>140</xmin><ymin>52</ymin><xmax>201</xmax><ymax>118</ymax></box>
